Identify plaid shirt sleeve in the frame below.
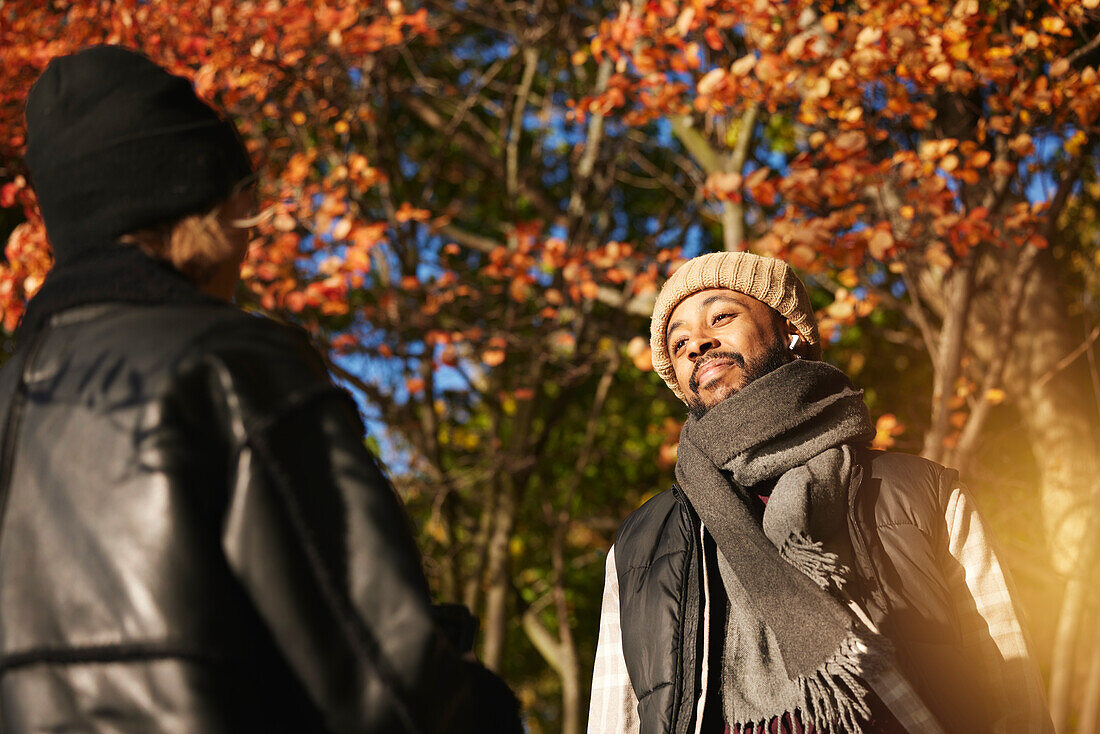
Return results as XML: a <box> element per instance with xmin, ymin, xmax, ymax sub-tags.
<box><xmin>944</xmin><ymin>484</ymin><xmax>1054</xmax><ymax>734</ymax></box>
<box><xmin>587</xmin><ymin>546</ymin><xmax>641</xmax><ymax>734</ymax></box>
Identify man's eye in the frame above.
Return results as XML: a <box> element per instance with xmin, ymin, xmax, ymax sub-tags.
<box><xmin>673</xmin><ymin>338</ymin><xmax>687</xmax><ymax>354</ymax></box>
<box><xmin>712</xmin><ymin>312</ymin><xmax>734</xmax><ymax>325</ymax></box>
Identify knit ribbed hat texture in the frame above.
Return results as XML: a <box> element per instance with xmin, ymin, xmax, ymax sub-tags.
<box><xmin>24</xmin><ymin>45</ymin><xmax>253</xmax><ymax>264</ymax></box>
<box><xmin>650</xmin><ymin>251</ymin><xmax>821</xmax><ymax>402</ymax></box>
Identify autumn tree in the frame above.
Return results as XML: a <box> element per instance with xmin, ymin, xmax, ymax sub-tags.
<box><xmin>582</xmin><ymin>0</ymin><xmax>1100</xmax><ymax>729</ymax></box>
<box><xmin>0</xmin><ymin>2</ymin><xmax>689</xmax><ymax>732</ymax></box>
<box><xmin>5</xmin><ymin>1</ymin><xmax>1100</xmax><ymax>731</ymax></box>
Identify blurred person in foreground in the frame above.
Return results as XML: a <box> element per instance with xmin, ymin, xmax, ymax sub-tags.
<box><xmin>0</xmin><ymin>45</ymin><xmax>519</xmax><ymax>733</ymax></box>
<box><xmin>586</xmin><ymin>251</ymin><xmax>1053</xmax><ymax>734</ymax></box>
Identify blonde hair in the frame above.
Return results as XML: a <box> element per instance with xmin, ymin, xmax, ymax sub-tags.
<box><xmin>119</xmin><ymin>202</ymin><xmax>243</xmax><ymax>288</ymax></box>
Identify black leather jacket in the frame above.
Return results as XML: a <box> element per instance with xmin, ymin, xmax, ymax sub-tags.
<box><xmin>0</xmin><ymin>303</ymin><xmax>472</xmax><ymax>732</ymax></box>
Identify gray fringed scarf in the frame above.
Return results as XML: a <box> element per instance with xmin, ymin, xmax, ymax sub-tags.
<box><xmin>675</xmin><ymin>359</ymin><xmax>887</xmax><ymax>734</ymax></box>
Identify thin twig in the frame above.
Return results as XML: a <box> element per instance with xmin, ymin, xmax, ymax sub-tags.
<box><xmin>1035</xmin><ymin>323</ymin><xmax>1100</xmax><ymax>391</ymax></box>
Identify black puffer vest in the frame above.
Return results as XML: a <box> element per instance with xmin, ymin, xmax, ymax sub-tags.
<box><xmin>614</xmin><ymin>450</ymin><xmax>996</xmax><ymax>734</ymax></box>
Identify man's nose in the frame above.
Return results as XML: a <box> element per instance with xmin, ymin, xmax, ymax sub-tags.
<box><xmin>688</xmin><ymin>334</ymin><xmax>720</xmax><ymax>360</ymax></box>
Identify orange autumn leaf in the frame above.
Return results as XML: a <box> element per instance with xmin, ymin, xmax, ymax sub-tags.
<box><xmin>872</xmin><ymin>413</ymin><xmax>905</xmax><ymax>449</ymax></box>
<box><xmin>868</xmin><ymin>228</ymin><xmax>895</xmax><ymax>259</ymax></box>
<box><xmin>395</xmin><ymin>202</ymin><xmax>431</xmax><ymax>223</ymax></box>
<box><xmin>481</xmin><ymin>348</ymin><xmax>506</xmax><ymax>367</ymax></box>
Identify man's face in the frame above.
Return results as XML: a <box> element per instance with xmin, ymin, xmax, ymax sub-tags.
<box><xmin>666</xmin><ymin>288</ymin><xmax>793</xmax><ymax>415</ymax></box>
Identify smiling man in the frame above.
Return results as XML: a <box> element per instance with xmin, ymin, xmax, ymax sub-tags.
<box><xmin>587</xmin><ymin>252</ymin><xmax>1053</xmax><ymax>734</ymax></box>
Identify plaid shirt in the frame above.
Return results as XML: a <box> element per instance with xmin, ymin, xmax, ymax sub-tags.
<box><xmin>587</xmin><ymin>485</ymin><xmax>1053</xmax><ymax>734</ymax></box>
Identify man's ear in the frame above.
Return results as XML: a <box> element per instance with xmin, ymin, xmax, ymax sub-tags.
<box><xmin>783</xmin><ymin>319</ymin><xmax>810</xmax><ymax>359</ymax></box>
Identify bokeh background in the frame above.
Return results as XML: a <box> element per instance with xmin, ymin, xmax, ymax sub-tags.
<box><xmin>2</xmin><ymin>1</ymin><xmax>1100</xmax><ymax>731</ymax></box>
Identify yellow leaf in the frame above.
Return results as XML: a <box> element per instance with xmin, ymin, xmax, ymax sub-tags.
<box><xmin>872</xmin><ymin>413</ymin><xmax>904</xmax><ymax>449</ymax></box>
<box><xmin>928</xmin><ymin>63</ymin><xmax>952</xmax><ymax>82</ymax></box>
<box><xmin>868</xmin><ymin>228</ymin><xmax>895</xmax><ymax>259</ymax></box>
<box><xmin>1009</xmin><ymin>133</ymin><xmax>1034</xmax><ymax>156</ymax></box>
<box><xmin>332</xmin><ymin>217</ymin><xmax>352</xmax><ymax>240</ymax></box>
<box><xmin>826</xmin><ymin>58</ymin><xmax>851</xmax><ymax>81</ymax></box>
<box><xmin>806</xmin><ymin>76</ymin><xmax>831</xmax><ymax>100</ymax></box>
<box><xmin>675</xmin><ymin>6</ymin><xmax>695</xmax><ymax>36</ymax></box>
<box><xmin>826</xmin><ymin>299</ymin><xmax>855</xmax><ymax>320</ymax></box>
<box><xmin>697</xmin><ymin>68</ymin><xmax>727</xmax><ymax>95</ymax></box>
<box><xmin>1040</xmin><ymin>17</ymin><xmax>1066</xmax><ymax>35</ymax></box>
<box><xmin>855</xmin><ymin>27</ymin><xmax>882</xmax><ymax>49</ymax></box>
<box><xmin>706</xmin><ymin>171</ymin><xmax>743</xmax><ymax>193</ymax></box>
<box><xmin>948</xmin><ymin>41</ymin><xmax>970</xmax><ymax>61</ymax></box>
<box><xmin>273</xmin><ymin>213</ymin><xmax>297</xmax><ymax>232</ymax></box>
<box><xmin>786</xmin><ymin>34</ymin><xmax>808</xmax><ymax>59</ymax></box>
<box><xmin>985</xmin><ymin>388</ymin><xmax>1006</xmax><ymax>404</ymax></box>
<box><xmin>730</xmin><ymin>54</ymin><xmax>757</xmax><ymax>77</ymax></box>
<box><xmin>1066</xmin><ymin>130</ymin><xmax>1088</xmax><ymax>156</ymax></box>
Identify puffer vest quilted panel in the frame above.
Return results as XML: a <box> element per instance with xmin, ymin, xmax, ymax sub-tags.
<box><xmin>615</xmin><ymin>489</ymin><xmax>703</xmax><ymax>734</ymax></box>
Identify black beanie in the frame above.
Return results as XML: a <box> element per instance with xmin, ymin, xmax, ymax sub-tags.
<box><xmin>24</xmin><ymin>45</ymin><xmax>253</xmax><ymax>265</ymax></box>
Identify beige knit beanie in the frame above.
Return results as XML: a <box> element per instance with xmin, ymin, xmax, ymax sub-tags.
<box><xmin>649</xmin><ymin>251</ymin><xmax>821</xmax><ymax>402</ymax></box>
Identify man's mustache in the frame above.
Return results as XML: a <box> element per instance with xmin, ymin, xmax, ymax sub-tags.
<box><xmin>688</xmin><ymin>350</ymin><xmax>745</xmax><ymax>394</ymax></box>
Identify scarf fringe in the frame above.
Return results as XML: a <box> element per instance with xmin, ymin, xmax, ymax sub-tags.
<box><xmin>730</xmin><ymin>634</ymin><xmax>890</xmax><ymax>734</ymax></box>
<box><xmin>780</xmin><ymin>532</ymin><xmax>849</xmax><ymax>592</ymax></box>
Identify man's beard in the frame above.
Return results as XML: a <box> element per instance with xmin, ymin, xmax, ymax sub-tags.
<box><xmin>686</xmin><ymin>340</ymin><xmax>792</xmax><ymax>419</ymax></box>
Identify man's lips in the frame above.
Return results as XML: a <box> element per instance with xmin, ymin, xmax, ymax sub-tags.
<box><xmin>694</xmin><ymin>359</ymin><xmax>735</xmax><ymax>388</ymax></box>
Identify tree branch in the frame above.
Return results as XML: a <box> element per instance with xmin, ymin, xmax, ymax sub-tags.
<box><xmin>922</xmin><ymin>248</ymin><xmax>978</xmax><ymax>462</ymax></box>
<box><xmin>567</xmin><ymin>56</ymin><xmax>614</xmax><ymax>219</ymax></box>
<box><xmin>403</xmin><ymin>95</ymin><xmax>560</xmax><ymax>220</ymax></box>
<box><xmin>953</xmin><ymin>244</ymin><xmax>1038</xmax><ymax>472</ymax></box>
<box><xmin>507</xmin><ymin>47</ymin><xmax>540</xmax><ymax>205</ymax></box>
<box><xmin>670</xmin><ymin>104</ymin><xmax>758</xmax><ymax>251</ymax></box>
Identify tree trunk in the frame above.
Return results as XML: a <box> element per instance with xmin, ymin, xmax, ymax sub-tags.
<box><xmin>521</xmin><ymin>597</ymin><xmax>583</xmax><ymax>734</ymax></box>
<box><xmin>559</xmin><ymin>641</ymin><xmax>583</xmax><ymax>734</ymax></box>
<box><xmin>922</xmin><ymin>257</ymin><xmax>976</xmax><ymax>462</ymax></box>
<box><xmin>1011</xmin><ymin>250</ymin><xmax>1100</xmax><ymax>576</ymax></box>
<box><xmin>1048</xmin><ymin>488</ymin><xmax>1100</xmax><ymax>733</ymax></box>
<box><xmin>480</xmin><ymin>480</ymin><xmax>517</xmax><ymax>672</ymax></box>
<box><xmin>914</xmin><ymin>248</ymin><xmax>1100</xmax><ymax>573</ymax></box>
<box><xmin>1079</xmin><ymin>609</ymin><xmax>1100</xmax><ymax>734</ymax></box>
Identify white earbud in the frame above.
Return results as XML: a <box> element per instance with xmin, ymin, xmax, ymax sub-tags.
<box><xmin>789</xmin><ymin>334</ymin><xmax>803</xmax><ymax>358</ymax></box>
